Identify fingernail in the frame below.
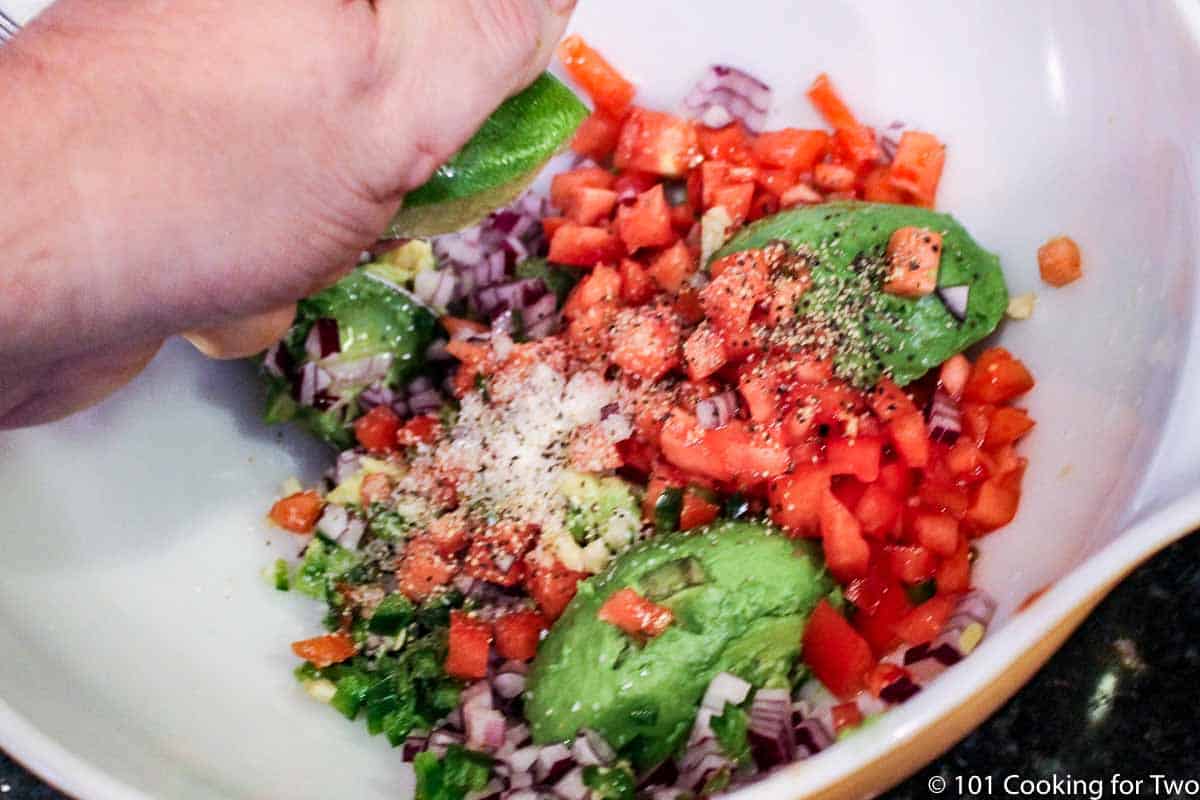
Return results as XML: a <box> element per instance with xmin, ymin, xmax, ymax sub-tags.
<box><xmin>547</xmin><ymin>0</ymin><xmax>576</xmax><ymax>13</ymax></box>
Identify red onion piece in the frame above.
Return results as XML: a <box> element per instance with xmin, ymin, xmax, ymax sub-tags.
<box><xmin>927</xmin><ymin>389</ymin><xmax>962</xmax><ymax>445</ymax></box>
<box><xmin>701</xmin><ymin>672</ymin><xmax>752</xmax><ymax>711</ymax></box>
<box><xmin>427</xmin><ymin>730</ymin><xmax>465</xmax><ymax>758</ymax></box>
<box><xmin>747</xmin><ymin>688</ymin><xmax>794</xmax><ymax>769</ymax></box>
<box><xmin>263</xmin><ymin>342</ymin><xmax>293</xmax><ymax>379</ymax></box>
<box><xmin>493</xmin><ymin>672</ymin><xmax>527</xmax><ymax>700</ymax></box>
<box><xmin>339</xmin><ymin>517</ymin><xmax>366</xmax><ymax>550</ymax></box>
<box><xmin>677</xmin><ymin>752</ymin><xmax>730</xmax><ymax>792</ymax></box>
<box><xmin>878</xmin><ymin>121</ymin><xmax>907</xmax><ymax>163</ymax></box>
<box><xmin>792</xmin><ymin>718</ymin><xmax>832</xmax><ymax>758</ymax></box>
<box><xmin>879</xmin><ymin>675</ymin><xmax>921</xmax><ymax>704</ymax></box>
<box><xmin>524</xmin><ymin>293</ymin><xmax>558</xmax><ymax>327</ymax></box>
<box><xmin>524</xmin><ymin>315</ymin><xmax>561</xmax><ymax>340</ymax></box>
<box><xmin>461</xmin><ymin>680</ymin><xmax>493</xmax><ymax>711</ymax></box>
<box><xmin>554</xmin><ymin>767</ymin><xmax>589</xmax><ymax>800</ymax></box>
<box><xmin>402</xmin><ymin>734</ymin><xmax>429</xmax><ymax>762</ymax></box>
<box><xmin>330</xmin><ymin>450</ymin><xmax>363</xmax><ymax>485</ymax></box>
<box><xmin>535</xmin><ymin>743</ymin><xmax>574</xmax><ymax>784</ymax></box>
<box><xmin>506</xmin><ymin>745</ymin><xmax>541</xmax><ymax>774</ymax></box>
<box><xmin>324</xmin><ymin>353</ymin><xmax>394</xmax><ymax>391</ymax></box>
<box><xmin>315</xmin><ymin>504</ymin><xmax>349</xmax><ymax>540</ymax></box>
<box><xmin>465</xmin><ymin>705</ymin><xmax>507</xmax><ymax>753</ymax></box>
<box><xmin>938</xmin><ymin>284</ymin><xmax>971</xmax><ymax>321</ymax></box>
<box><xmin>696</xmin><ymin>391</ymin><xmax>738</xmax><ymax>430</ymax></box>
<box><xmin>296</xmin><ymin>362</ymin><xmax>332</xmax><ymax>407</ymax></box>
<box><xmin>426</xmin><ymin>338</ymin><xmax>452</xmax><ymax>362</ymax></box>
<box><xmin>683</xmin><ymin>65</ymin><xmax>773</xmax><ymax>133</ymax></box>
<box><xmin>409</xmin><ymin>389</ymin><xmax>443</xmax><ymax>415</ymax></box>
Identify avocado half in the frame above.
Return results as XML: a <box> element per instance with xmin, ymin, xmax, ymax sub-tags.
<box><xmin>388</xmin><ymin>73</ymin><xmax>588</xmax><ymax>237</ymax></box>
<box><xmin>714</xmin><ymin>201</ymin><xmax>1009</xmax><ymax>386</ymax></box>
<box><xmin>524</xmin><ymin>522</ymin><xmax>834</xmax><ymax>769</ymax></box>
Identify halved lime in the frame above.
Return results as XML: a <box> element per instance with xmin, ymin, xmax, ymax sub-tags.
<box><xmin>388</xmin><ymin>72</ymin><xmax>588</xmax><ymax>237</ymax></box>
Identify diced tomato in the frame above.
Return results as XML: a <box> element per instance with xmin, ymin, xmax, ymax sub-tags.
<box><xmin>598</xmin><ymin>588</ymin><xmax>674</xmax><ymax>637</ymax></box>
<box><xmin>661</xmin><ymin>408</ymin><xmax>732</xmax><ymax>482</ymax></box>
<box><xmin>610</xmin><ymin>306</ymin><xmax>682</xmax><ymax>381</ymax></box>
<box><xmin>618</xmin><ymin>258</ymin><xmax>655</xmax><ymax>305</ymax></box>
<box><xmin>525</xmin><ymin>558</ymin><xmax>585</xmax><ymax>621</ymax></box>
<box><xmin>821</xmin><ymin>492</ymin><xmax>871</xmax><ymax>580</ymax></box>
<box><xmin>832</xmin><ymin>702</ymin><xmax>863</xmax><ymax>733</ymax></box>
<box><xmin>884</xmin><ymin>227</ymin><xmax>943</xmax><ymax>298</ymax></box>
<box><xmin>493</xmin><ymin>611</ymin><xmax>548</xmax><ymax>662</ymax></box>
<box><xmin>919</xmin><ymin>478</ymin><xmax>971</xmax><ymax>520</ymax></box>
<box><xmin>563</xmin><ymin>186</ymin><xmax>619</xmax><ymax>226</ymax></box>
<box><xmin>674</xmin><ymin>286</ymin><xmax>705</xmax><ymax>325</ymax></box>
<box><xmin>802</xmin><ymin>600</ymin><xmax>876</xmax><ymax>699</ymax></box>
<box><xmin>709</xmin><ymin>421</ymin><xmax>792</xmax><ymax>485</ymax></box>
<box><xmin>826</xmin><ymin>436</ymin><xmax>883</xmax><ymax>483</ymax></box>
<box><xmin>877</xmin><ymin>460</ymin><xmax>912</xmax><ymax>496</ymax></box>
<box><xmin>550</xmin><ymin>167</ymin><xmax>617</xmax><ymax>211</ymax></box>
<box><xmin>669</xmin><ymin>201</ymin><xmax>697</xmax><ymax>232</ymax></box>
<box><xmin>965</xmin><ymin>471</ymin><xmax>1022</xmax><ymax>533</ymax></box>
<box><xmin>888</xmin><ymin>411</ymin><xmax>930</xmax><ymax>468</ymax></box>
<box><xmin>755</xmin><ymin>166</ymin><xmax>800</xmax><ymax>199</ymax></box>
<box><xmin>960</xmin><ymin>402</ymin><xmax>993</xmax><ymax>446</ymax></box>
<box><xmin>944</xmin><ymin>440</ymin><xmax>994</xmax><ymax>483</ymax></box>
<box><xmin>571</xmin><ymin>110</ymin><xmax>624</xmax><ymax>161</ymax></box>
<box><xmin>869</xmin><ymin>377</ymin><xmax>918</xmax><ymax>421</ymax></box>
<box><xmin>426</xmin><ymin>513</ymin><xmax>469</xmax><ymax>556</ymax></box>
<box><xmin>830</xmin><ymin>125</ymin><xmax>881</xmax><ymax>174</ymax></box>
<box><xmin>854</xmin><ymin>484</ymin><xmax>902</xmax><ymax>539</ymax></box>
<box><xmin>354</xmin><ymin>406</ymin><xmax>401</xmax><ymax>454</ymax></box>
<box><xmin>563</xmin><ymin>263</ymin><xmax>622</xmax><ymax>320</ymax></box>
<box><xmin>753</xmin><ymin>128</ymin><xmax>829</xmax><ymax>171</ymax></box>
<box><xmin>883</xmin><ymin>545</ymin><xmax>937</xmax><ymax>585</ymax></box>
<box><xmin>963</xmin><ymin>348</ymin><xmax>1035</xmax><ymax>404</ymax></box>
<box><xmin>463</xmin><ymin>522</ymin><xmax>537</xmax><ymax>587</ymax></box>
<box><xmin>700</xmin><ymin>250</ymin><xmax>770</xmax><ymax>335</ymax></box>
<box><xmin>549</xmin><ymin>223</ymin><xmax>625</xmax><ymax>267</ymax></box>
<box><xmin>764</xmin><ymin>272</ymin><xmax>811</xmax><ymax>327</ymax></box>
<box><xmin>913</xmin><ymin>512</ymin><xmax>959</xmax><ymax>556</ymax></box>
<box><xmin>557</xmin><ymin>35</ymin><xmax>636</xmax><ymax>117</ymax></box>
<box><xmin>359</xmin><ymin>472</ymin><xmax>394</xmax><ymax>506</ymax></box>
<box><xmin>269</xmin><ymin>491</ymin><xmax>325</xmax><ymax>534</ymax></box>
<box><xmin>861</xmin><ymin>166</ymin><xmax>908</xmax><ymax>204</ymax></box>
<box><xmin>649</xmin><ymin>240</ymin><xmax>696</xmax><ymax>292</ymax></box>
<box><xmin>697</xmin><ymin>123</ymin><xmax>756</xmax><ymax>164</ymax></box>
<box><xmin>780</xmin><ymin>183</ymin><xmax>824</xmax><ymax>208</ymax></box>
<box><xmin>397</xmin><ymin>414</ymin><xmax>442</xmax><ymax>447</ymax></box>
<box><xmin>939</xmin><ymin>354</ymin><xmax>972</xmax><ymax>400</ymax></box>
<box><xmin>291</xmin><ymin>632</ymin><xmax>356</xmax><ymax>669</ymax></box>
<box><xmin>614</xmin><ymin>170</ymin><xmax>660</xmax><ymax>198</ymax></box>
<box><xmin>683</xmin><ymin>323</ymin><xmax>728</xmax><ymax>381</ymax></box>
<box><xmin>813</xmin><ymin>163</ymin><xmax>857</xmax><ymax>193</ymax></box>
<box><xmin>541</xmin><ymin>216</ymin><xmax>569</xmax><ymax>241</ymax></box>
<box><xmin>566</xmin><ymin>301</ymin><xmax>619</xmax><ymax>352</ymax></box>
<box><xmin>888</xmin><ymin>131</ymin><xmax>946</xmax><ymax>208</ymax></box>
<box><xmin>990</xmin><ymin>445</ymin><xmax>1026</xmax><ymax>478</ymax></box>
<box><xmin>768</xmin><ymin>466</ymin><xmax>830</xmax><ymax>536</ymax></box>
<box><xmin>1038</xmin><ymin>236</ymin><xmax>1083</xmax><ymax>287</ymax></box>
<box><xmin>569</xmin><ymin>423</ymin><xmax>623</xmax><ymax>473</ymax></box>
<box><xmin>894</xmin><ymin>594</ymin><xmax>957</xmax><ymax>646</ymax></box>
<box><xmin>738</xmin><ymin>367</ymin><xmax>779</xmax><ymax>423</ymax></box>
<box><xmin>614</xmin><ymin>108</ymin><xmax>700</xmax><ymax>177</ymax></box>
<box><xmin>397</xmin><ymin>538</ymin><xmax>458</xmax><ymax>602</ymax></box>
<box><xmin>936</xmin><ymin>540</ymin><xmax>972</xmax><ymax>594</ymax></box>
<box><xmin>806</xmin><ymin>74</ymin><xmax>860</xmax><ymax>130</ymax></box>
<box><xmin>445</xmin><ymin>338</ymin><xmax>491</xmax><ymax>369</ymax></box>
<box><xmin>446</xmin><ymin>611</ymin><xmax>493</xmax><ymax>680</ymax></box>
<box><xmin>641</xmin><ymin>476</ymin><xmax>673</xmax><ymax>525</ymax></box>
<box><xmin>849</xmin><ymin>573</ymin><xmax>913</xmax><ymax>656</ymax></box>
<box><xmin>615</xmin><ymin>185</ymin><xmax>676</xmax><ymax>252</ymax></box>
<box><xmin>679</xmin><ymin>488</ymin><xmax>721</xmax><ymax>531</ymax></box>
<box><xmin>709</xmin><ymin>182</ymin><xmax>755</xmax><ymax>227</ymax></box>
<box><xmin>984</xmin><ymin>407</ymin><xmax>1036</xmax><ymax>448</ymax></box>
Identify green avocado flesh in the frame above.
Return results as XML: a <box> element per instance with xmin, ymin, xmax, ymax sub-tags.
<box><xmin>389</xmin><ymin>73</ymin><xmax>588</xmax><ymax>237</ymax></box>
<box><xmin>525</xmin><ymin>522</ymin><xmax>833</xmax><ymax>769</ymax></box>
<box><xmin>714</xmin><ymin>201</ymin><xmax>1008</xmax><ymax>386</ymax></box>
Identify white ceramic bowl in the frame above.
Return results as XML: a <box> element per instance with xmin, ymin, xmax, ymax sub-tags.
<box><xmin>3</xmin><ymin>1</ymin><xmax>1200</xmax><ymax>798</ymax></box>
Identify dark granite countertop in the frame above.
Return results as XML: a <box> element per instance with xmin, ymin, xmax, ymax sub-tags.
<box><xmin>3</xmin><ymin>535</ymin><xmax>1198</xmax><ymax>799</ymax></box>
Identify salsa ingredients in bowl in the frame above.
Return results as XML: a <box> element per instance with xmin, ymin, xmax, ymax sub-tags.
<box><xmin>259</xmin><ymin>38</ymin><xmax>1036</xmax><ymax>800</ymax></box>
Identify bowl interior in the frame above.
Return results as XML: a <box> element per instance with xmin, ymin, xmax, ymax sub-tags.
<box><xmin>2</xmin><ymin>2</ymin><xmax>1199</xmax><ymax>798</ymax></box>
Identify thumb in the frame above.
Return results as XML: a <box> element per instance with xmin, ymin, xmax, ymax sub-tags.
<box><xmin>364</xmin><ymin>0</ymin><xmax>575</xmax><ymax>198</ymax></box>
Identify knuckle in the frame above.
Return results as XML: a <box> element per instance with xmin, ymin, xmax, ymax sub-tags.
<box><xmin>467</xmin><ymin>0</ymin><xmax>545</xmax><ymax>80</ymax></box>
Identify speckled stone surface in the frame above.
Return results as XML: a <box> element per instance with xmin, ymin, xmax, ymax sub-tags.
<box><xmin>3</xmin><ymin>535</ymin><xmax>1199</xmax><ymax>799</ymax></box>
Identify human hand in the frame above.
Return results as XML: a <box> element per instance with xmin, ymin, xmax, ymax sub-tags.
<box><xmin>0</xmin><ymin>0</ymin><xmax>574</xmax><ymax>428</ymax></box>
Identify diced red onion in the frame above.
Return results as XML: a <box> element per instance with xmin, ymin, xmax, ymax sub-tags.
<box><xmin>696</xmin><ymin>391</ymin><xmax>738</xmax><ymax>430</ymax></box>
<box><xmin>792</xmin><ymin>718</ymin><xmax>832</xmax><ymax>758</ymax></box>
<box><xmin>402</xmin><ymin>734</ymin><xmax>429</xmax><ymax>762</ymax></box>
<box><xmin>502</xmin><ymin>724</ymin><xmax>531</xmax><ymax>750</ymax></box>
<box><xmin>747</xmin><ymin>688</ymin><xmax>794</xmax><ymax>769</ymax></box>
<box><xmin>408</xmin><ymin>376</ymin><xmax>433</xmax><ymax>394</ymax></box>
<box><xmin>524</xmin><ymin>293</ymin><xmax>558</xmax><ymax>327</ymax></box>
<box><xmin>648</xmin><ymin>788</ymin><xmax>688</xmax><ymax>800</ymax></box>
<box><xmin>570</xmin><ymin>731</ymin><xmax>610</xmax><ymax>767</ymax></box>
<box><xmin>465</xmin><ymin>705</ymin><xmax>507</xmax><ymax>753</ymax></box>
<box><xmin>687</xmin><ymin>707</ymin><xmax>716</xmax><ymax>747</ymax></box>
<box><xmin>879</xmin><ymin>676</ymin><xmax>921</xmax><ymax>704</ymax></box>
<box><xmin>296</xmin><ymin>362</ymin><xmax>332</xmax><ymax>407</ymax></box>
<box><xmin>409</xmin><ymin>389</ymin><xmax>444</xmax><ymax>415</ymax></box>
<box><xmin>263</xmin><ymin>342</ymin><xmax>293</xmax><ymax>378</ymax></box>
<box><xmin>701</xmin><ymin>672</ymin><xmax>752</xmax><ymax>711</ymax></box>
<box><xmin>493</xmin><ymin>672</ymin><xmax>527</xmax><ymax>700</ymax></box>
<box><xmin>415</xmin><ymin>269</ymin><xmax>460</xmax><ymax>309</ymax></box>
<box><xmin>855</xmin><ymin>692</ymin><xmax>888</xmax><ymax>718</ymax></box>
<box><xmin>683</xmin><ymin>65</ymin><xmax>772</xmax><ymax>133</ymax></box>
<box><xmin>938</xmin><ymin>285</ymin><xmax>970</xmax><ymax>321</ymax></box>
<box><xmin>306</xmin><ymin>318</ymin><xmax>341</xmax><ymax>360</ymax></box>
<box><xmin>444</xmin><ymin>708</ymin><xmax>464</xmax><ymax>731</ymax></box>
<box><xmin>358</xmin><ymin>382</ymin><xmax>397</xmax><ymax>412</ymax></box>
<box><xmin>878</xmin><ymin>121</ymin><xmax>907</xmax><ymax>163</ymax></box>
<box><xmin>316</xmin><ymin>504</ymin><xmax>349</xmax><ymax>540</ymax></box>
<box><xmin>553</xmin><ymin>767</ymin><xmax>589</xmax><ymax>800</ymax></box>
<box><xmin>524</xmin><ymin>315</ymin><xmax>561</xmax><ymax>340</ymax></box>
<box><xmin>507</xmin><ymin>772</ymin><xmax>535</xmax><ymax>791</ymax></box>
<box><xmin>504</xmin><ymin>790</ymin><xmax>541</xmax><ymax>800</ymax></box>
<box><xmin>927</xmin><ymin>389</ymin><xmax>962</xmax><ymax>445</ymax></box>
<box><xmin>461</xmin><ymin>681</ymin><xmax>493</xmax><ymax>711</ymax></box>
<box><xmin>323</xmin><ymin>353</ymin><xmax>394</xmax><ymax>390</ymax></box>
<box><xmin>426</xmin><ymin>338</ymin><xmax>452</xmax><ymax>362</ymax></box>
<box><xmin>951</xmin><ymin>589</ymin><xmax>998</xmax><ymax>627</ymax></box>
<box><xmin>535</xmin><ymin>744</ymin><xmax>574</xmax><ymax>785</ymax></box>
<box><xmin>428</xmin><ymin>730</ymin><xmax>465</xmax><ymax>758</ymax></box>
<box><xmin>506</xmin><ymin>745</ymin><xmax>541</xmax><ymax>774</ymax></box>
<box><xmin>677</xmin><ymin>752</ymin><xmax>730</xmax><ymax>792</ymax></box>
<box><xmin>339</xmin><ymin>517</ymin><xmax>366</xmax><ymax>550</ymax></box>
<box><xmin>331</xmin><ymin>450</ymin><xmax>362</xmax><ymax>485</ymax></box>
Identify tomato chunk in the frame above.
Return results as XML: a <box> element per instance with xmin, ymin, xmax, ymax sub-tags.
<box><xmin>598</xmin><ymin>588</ymin><xmax>674</xmax><ymax>638</ymax></box>
<box><xmin>463</xmin><ymin>521</ymin><xmax>537</xmax><ymax>587</ymax></box>
<box><xmin>557</xmin><ymin>35</ymin><xmax>636</xmax><ymax>117</ymax></box>
<box><xmin>269</xmin><ymin>491</ymin><xmax>325</xmax><ymax>534</ymax></box>
<box><xmin>619</xmin><ymin>258</ymin><xmax>656</xmax><ymax>305</ymax></box>
<box><xmin>679</xmin><ymin>488</ymin><xmax>721</xmax><ymax>531</ymax></box>
<box><xmin>963</xmin><ymin>348</ymin><xmax>1035</xmax><ymax>404</ymax></box>
<box><xmin>854</xmin><ymin>484</ymin><xmax>902</xmax><ymax>539</ymax></box>
<box><xmin>768</xmin><ymin>466</ymin><xmax>831</xmax><ymax>537</ymax></box>
<box><xmin>821</xmin><ymin>492</ymin><xmax>871</xmax><ymax>580</ymax></box>
<box><xmin>493</xmin><ymin>611</ymin><xmax>548</xmax><ymax>662</ymax></box>
<box><xmin>888</xmin><ymin>411</ymin><xmax>930</xmax><ymax>469</ymax></box>
<box><xmin>984</xmin><ymin>407</ymin><xmax>1036</xmax><ymax>448</ymax></box>
<box><xmin>563</xmin><ymin>186</ymin><xmax>619</xmax><ymax>226</ymax></box>
<box><xmin>888</xmin><ymin>131</ymin><xmax>946</xmax><ymax>208</ymax></box>
<box><xmin>614</xmin><ymin>108</ymin><xmax>700</xmax><ymax>177</ymax></box>
<box><xmin>446</xmin><ymin>611</ymin><xmax>493</xmax><ymax>680</ymax></box>
<box><xmin>572</xmin><ymin>110</ymin><xmax>623</xmax><ymax>161</ymax></box>
<box><xmin>292</xmin><ymin>632</ymin><xmax>356</xmax><ymax>669</ymax></box>
<box><xmin>826</xmin><ymin>436</ymin><xmax>883</xmax><ymax>483</ymax></box>
<box><xmin>914</xmin><ymin>512</ymin><xmax>960</xmax><ymax>556</ymax></box>
<box><xmin>894</xmin><ymin>594</ymin><xmax>957</xmax><ymax>646</ymax></box>
<box><xmin>683</xmin><ymin>323</ymin><xmax>728</xmax><ymax>381</ymax></box>
<box><xmin>615</xmin><ymin>184</ymin><xmax>676</xmax><ymax>252</ymax></box>
<box><xmin>563</xmin><ymin>263</ymin><xmax>622</xmax><ymax>320</ymax></box>
<box><xmin>610</xmin><ymin>306</ymin><xmax>682</xmax><ymax>381</ymax></box>
<box><xmin>550</xmin><ymin>167</ymin><xmax>617</xmax><ymax>211</ymax></box>
<box><xmin>548</xmin><ymin>223</ymin><xmax>625</xmax><ymax>267</ymax></box>
<box><xmin>802</xmin><ymin>599</ymin><xmax>875</xmax><ymax>699</ymax></box>
<box><xmin>1038</xmin><ymin>236</ymin><xmax>1083</xmax><ymax>287</ymax></box>
<box><xmin>649</xmin><ymin>240</ymin><xmax>696</xmax><ymax>292</ymax></box>
<box><xmin>884</xmin><ymin>227</ymin><xmax>943</xmax><ymax>298</ymax></box>
<box><xmin>752</xmin><ymin>128</ymin><xmax>829</xmax><ymax>171</ymax></box>
<box><xmin>397</xmin><ymin>538</ymin><xmax>457</xmax><ymax>602</ymax></box>
<box><xmin>525</xmin><ymin>558</ymin><xmax>586</xmax><ymax>621</ymax></box>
